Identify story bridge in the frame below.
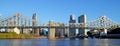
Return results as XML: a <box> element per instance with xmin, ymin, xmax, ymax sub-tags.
<box><xmin>0</xmin><ymin>13</ymin><xmax>119</xmax><ymax>38</ymax></box>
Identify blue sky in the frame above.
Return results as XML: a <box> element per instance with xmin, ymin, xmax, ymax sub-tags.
<box><xmin>0</xmin><ymin>0</ymin><xmax>120</xmax><ymax>23</ymax></box>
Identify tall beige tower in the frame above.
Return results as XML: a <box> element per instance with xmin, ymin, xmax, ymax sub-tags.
<box><xmin>78</xmin><ymin>14</ymin><xmax>87</xmax><ymax>36</ymax></box>
<box><xmin>32</xmin><ymin>13</ymin><xmax>36</xmax><ymax>26</ymax></box>
<box><xmin>32</xmin><ymin>13</ymin><xmax>40</xmax><ymax>36</ymax></box>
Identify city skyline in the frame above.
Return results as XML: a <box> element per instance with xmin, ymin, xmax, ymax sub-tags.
<box><xmin>0</xmin><ymin>0</ymin><xmax>120</xmax><ymax>23</ymax></box>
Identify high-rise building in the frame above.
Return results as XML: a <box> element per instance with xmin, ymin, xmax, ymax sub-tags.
<box><xmin>78</xmin><ymin>14</ymin><xmax>87</xmax><ymax>36</ymax></box>
<box><xmin>32</xmin><ymin>13</ymin><xmax>40</xmax><ymax>36</ymax></box>
<box><xmin>32</xmin><ymin>13</ymin><xmax>36</xmax><ymax>26</ymax></box>
<box><xmin>69</xmin><ymin>14</ymin><xmax>76</xmax><ymax>37</ymax></box>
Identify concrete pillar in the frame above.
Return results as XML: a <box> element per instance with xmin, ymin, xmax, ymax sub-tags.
<box><xmin>48</xmin><ymin>28</ymin><xmax>55</xmax><ymax>38</ymax></box>
<box><xmin>48</xmin><ymin>20</ymin><xmax>55</xmax><ymax>38</ymax></box>
<box><xmin>34</xmin><ymin>28</ymin><xmax>40</xmax><ymax>37</ymax></box>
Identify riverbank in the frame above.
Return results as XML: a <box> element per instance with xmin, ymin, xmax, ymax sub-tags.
<box><xmin>33</xmin><ymin>36</ymin><xmax>47</xmax><ymax>39</ymax></box>
<box><xmin>0</xmin><ymin>33</ymin><xmax>33</xmax><ymax>39</ymax></box>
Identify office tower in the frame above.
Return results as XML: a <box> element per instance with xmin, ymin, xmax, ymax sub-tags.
<box><xmin>78</xmin><ymin>14</ymin><xmax>87</xmax><ymax>36</ymax></box>
<box><xmin>32</xmin><ymin>13</ymin><xmax>36</xmax><ymax>26</ymax></box>
<box><xmin>69</xmin><ymin>14</ymin><xmax>76</xmax><ymax>37</ymax></box>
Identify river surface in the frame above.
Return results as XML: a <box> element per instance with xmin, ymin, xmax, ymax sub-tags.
<box><xmin>0</xmin><ymin>38</ymin><xmax>120</xmax><ymax>46</ymax></box>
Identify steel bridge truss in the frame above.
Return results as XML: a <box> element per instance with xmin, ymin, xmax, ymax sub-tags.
<box><xmin>0</xmin><ymin>13</ymin><xmax>119</xmax><ymax>29</ymax></box>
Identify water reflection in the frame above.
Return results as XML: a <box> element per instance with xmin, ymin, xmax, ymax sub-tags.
<box><xmin>102</xmin><ymin>39</ymin><xmax>109</xmax><ymax>46</ymax></box>
<box><xmin>63</xmin><ymin>38</ymin><xmax>89</xmax><ymax>46</ymax></box>
<box><xmin>83</xmin><ymin>38</ymin><xmax>88</xmax><ymax>46</ymax></box>
<box><xmin>49</xmin><ymin>39</ymin><xmax>56</xmax><ymax>46</ymax></box>
<box><xmin>0</xmin><ymin>38</ymin><xmax>120</xmax><ymax>46</ymax></box>
<box><xmin>12</xmin><ymin>39</ymin><xmax>20</xmax><ymax>46</ymax></box>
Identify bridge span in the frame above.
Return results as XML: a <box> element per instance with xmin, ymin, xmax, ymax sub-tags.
<box><xmin>0</xmin><ymin>13</ymin><xmax>120</xmax><ymax>38</ymax></box>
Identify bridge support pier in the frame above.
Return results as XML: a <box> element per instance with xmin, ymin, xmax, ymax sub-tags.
<box><xmin>48</xmin><ymin>20</ymin><xmax>55</xmax><ymax>39</ymax></box>
<box><xmin>34</xmin><ymin>28</ymin><xmax>40</xmax><ymax>37</ymax></box>
<box><xmin>48</xmin><ymin>28</ymin><xmax>55</xmax><ymax>39</ymax></box>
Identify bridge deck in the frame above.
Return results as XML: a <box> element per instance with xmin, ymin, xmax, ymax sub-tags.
<box><xmin>0</xmin><ymin>26</ymin><xmax>112</xmax><ymax>29</ymax></box>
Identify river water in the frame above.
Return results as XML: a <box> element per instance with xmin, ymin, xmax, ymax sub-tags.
<box><xmin>0</xmin><ymin>38</ymin><xmax>120</xmax><ymax>46</ymax></box>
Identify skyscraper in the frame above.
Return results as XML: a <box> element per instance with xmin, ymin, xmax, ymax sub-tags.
<box><xmin>78</xmin><ymin>14</ymin><xmax>87</xmax><ymax>36</ymax></box>
<box><xmin>32</xmin><ymin>13</ymin><xmax>36</xmax><ymax>26</ymax></box>
<box><xmin>69</xmin><ymin>14</ymin><xmax>76</xmax><ymax>37</ymax></box>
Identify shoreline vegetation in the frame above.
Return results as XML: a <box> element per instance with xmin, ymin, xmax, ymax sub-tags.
<box><xmin>0</xmin><ymin>32</ymin><xmax>49</xmax><ymax>39</ymax></box>
<box><xmin>0</xmin><ymin>32</ymin><xmax>34</xmax><ymax>39</ymax></box>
